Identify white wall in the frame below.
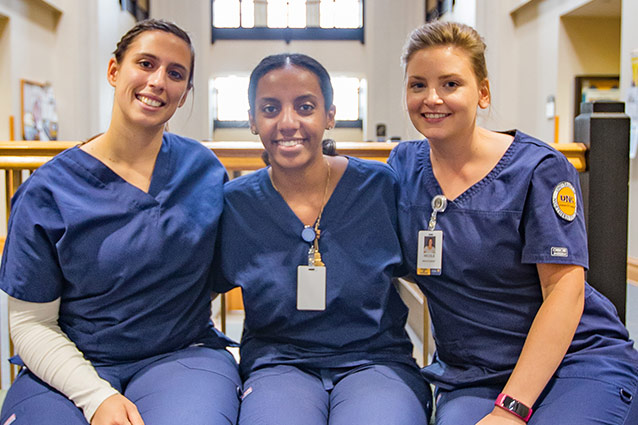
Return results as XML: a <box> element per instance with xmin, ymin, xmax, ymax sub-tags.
<box><xmin>474</xmin><ymin>0</ymin><xmax>520</xmax><ymax>132</ymax></box>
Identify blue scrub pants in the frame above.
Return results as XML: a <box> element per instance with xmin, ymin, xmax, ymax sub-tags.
<box><xmin>238</xmin><ymin>362</ymin><xmax>432</xmax><ymax>425</ymax></box>
<box><xmin>434</xmin><ymin>377</ymin><xmax>638</xmax><ymax>425</ymax></box>
<box><xmin>0</xmin><ymin>346</ymin><xmax>241</xmax><ymax>425</ymax></box>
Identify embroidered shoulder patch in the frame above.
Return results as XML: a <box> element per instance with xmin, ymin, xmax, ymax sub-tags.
<box><xmin>552</xmin><ymin>181</ymin><xmax>577</xmax><ymax>221</ymax></box>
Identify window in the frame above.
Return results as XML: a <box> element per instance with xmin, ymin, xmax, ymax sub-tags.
<box><xmin>211</xmin><ymin>76</ymin><xmax>251</xmax><ymax>128</ymax></box>
<box><xmin>211</xmin><ymin>75</ymin><xmax>364</xmax><ymax>129</ymax></box>
<box><xmin>319</xmin><ymin>0</ymin><xmax>360</xmax><ymax>28</ymax></box>
<box><xmin>211</xmin><ymin>0</ymin><xmax>364</xmax><ymax>43</ymax></box>
<box><xmin>331</xmin><ymin>77</ymin><xmax>362</xmax><ymax>124</ymax></box>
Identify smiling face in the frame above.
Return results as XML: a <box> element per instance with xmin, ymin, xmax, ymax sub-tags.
<box><xmin>108</xmin><ymin>30</ymin><xmax>192</xmax><ymax>131</ymax></box>
<box><xmin>405</xmin><ymin>45</ymin><xmax>490</xmax><ymax>143</ymax></box>
<box><xmin>249</xmin><ymin>65</ymin><xmax>336</xmax><ymax>171</ymax></box>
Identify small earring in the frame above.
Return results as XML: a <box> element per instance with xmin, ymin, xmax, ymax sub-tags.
<box><xmin>251</xmin><ymin>128</ymin><xmax>258</xmax><ymax>135</ymax></box>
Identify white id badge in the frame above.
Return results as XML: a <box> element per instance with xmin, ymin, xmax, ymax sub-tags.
<box><xmin>297</xmin><ymin>265</ymin><xmax>326</xmax><ymax>310</ymax></box>
<box><xmin>417</xmin><ymin>230</ymin><xmax>443</xmax><ymax>275</ymax></box>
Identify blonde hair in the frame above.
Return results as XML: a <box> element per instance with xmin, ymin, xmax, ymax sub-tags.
<box><xmin>402</xmin><ymin>21</ymin><xmax>488</xmax><ymax>84</ymax></box>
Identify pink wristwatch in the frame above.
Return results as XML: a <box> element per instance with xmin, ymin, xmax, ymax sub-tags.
<box><xmin>494</xmin><ymin>393</ymin><xmax>533</xmax><ymax>422</ymax></box>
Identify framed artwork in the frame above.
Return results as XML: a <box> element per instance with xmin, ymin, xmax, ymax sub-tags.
<box><xmin>20</xmin><ymin>79</ymin><xmax>58</xmax><ymax>141</ymax></box>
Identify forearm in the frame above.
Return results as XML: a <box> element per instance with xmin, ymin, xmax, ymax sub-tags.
<box><xmin>9</xmin><ymin>296</ymin><xmax>119</xmax><ymax>422</ymax></box>
<box><xmin>500</xmin><ymin>265</ymin><xmax>585</xmax><ymax>410</ymax></box>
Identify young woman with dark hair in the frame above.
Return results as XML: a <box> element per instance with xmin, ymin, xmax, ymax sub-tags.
<box><xmin>214</xmin><ymin>53</ymin><xmax>432</xmax><ymax>425</ymax></box>
<box><xmin>0</xmin><ymin>19</ymin><xmax>240</xmax><ymax>425</ymax></box>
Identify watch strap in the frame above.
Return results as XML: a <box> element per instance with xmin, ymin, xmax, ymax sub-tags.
<box><xmin>494</xmin><ymin>393</ymin><xmax>533</xmax><ymax>422</ymax></box>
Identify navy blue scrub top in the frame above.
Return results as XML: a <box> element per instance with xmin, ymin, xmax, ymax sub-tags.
<box><xmin>215</xmin><ymin>157</ymin><xmax>416</xmax><ymax>377</ymax></box>
<box><xmin>0</xmin><ymin>133</ymin><xmax>234</xmax><ymax>365</ymax></box>
<box><xmin>388</xmin><ymin>130</ymin><xmax>638</xmax><ymax>390</ymax></box>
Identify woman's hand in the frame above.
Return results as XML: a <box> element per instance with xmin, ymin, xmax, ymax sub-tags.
<box><xmin>476</xmin><ymin>407</ymin><xmax>526</xmax><ymax>424</ymax></box>
<box><xmin>91</xmin><ymin>394</ymin><xmax>145</xmax><ymax>425</ymax></box>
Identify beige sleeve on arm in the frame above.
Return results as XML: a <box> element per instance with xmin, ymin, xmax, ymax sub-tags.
<box><xmin>8</xmin><ymin>296</ymin><xmax>119</xmax><ymax>422</ymax></box>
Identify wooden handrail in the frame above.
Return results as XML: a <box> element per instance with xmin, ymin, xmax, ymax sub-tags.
<box><xmin>0</xmin><ymin>140</ymin><xmax>588</xmax><ymax>172</ymax></box>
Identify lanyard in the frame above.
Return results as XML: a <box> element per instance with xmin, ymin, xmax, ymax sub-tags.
<box><xmin>271</xmin><ymin>160</ymin><xmax>331</xmax><ymax>267</ymax></box>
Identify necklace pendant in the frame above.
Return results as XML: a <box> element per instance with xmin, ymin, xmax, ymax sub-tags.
<box><xmin>313</xmin><ymin>250</ymin><xmax>324</xmax><ymax>267</ymax></box>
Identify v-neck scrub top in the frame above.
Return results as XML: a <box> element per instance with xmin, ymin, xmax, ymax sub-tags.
<box><xmin>215</xmin><ymin>157</ymin><xmax>416</xmax><ymax>377</ymax></box>
<box><xmin>388</xmin><ymin>130</ymin><xmax>638</xmax><ymax>391</ymax></box>
<box><xmin>0</xmin><ymin>132</ymin><xmax>234</xmax><ymax>365</ymax></box>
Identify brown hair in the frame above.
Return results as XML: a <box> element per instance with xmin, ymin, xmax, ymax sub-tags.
<box><xmin>402</xmin><ymin>21</ymin><xmax>487</xmax><ymax>84</ymax></box>
<box><xmin>113</xmin><ymin>19</ymin><xmax>195</xmax><ymax>89</ymax></box>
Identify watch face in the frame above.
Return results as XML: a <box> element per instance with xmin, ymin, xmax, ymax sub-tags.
<box><xmin>502</xmin><ymin>395</ymin><xmax>529</xmax><ymax>418</ymax></box>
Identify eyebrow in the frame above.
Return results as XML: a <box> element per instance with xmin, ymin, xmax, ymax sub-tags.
<box><xmin>257</xmin><ymin>97</ymin><xmax>281</xmax><ymax>105</ymax></box>
<box><xmin>406</xmin><ymin>73</ymin><xmax>464</xmax><ymax>82</ymax></box>
<box><xmin>438</xmin><ymin>73</ymin><xmax>463</xmax><ymax>80</ymax></box>
<box><xmin>257</xmin><ymin>94</ymin><xmax>319</xmax><ymax>104</ymax></box>
<box><xmin>295</xmin><ymin>94</ymin><xmax>319</xmax><ymax>102</ymax></box>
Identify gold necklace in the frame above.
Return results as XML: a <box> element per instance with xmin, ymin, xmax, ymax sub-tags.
<box><xmin>270</xmin><ymin>159</ymin><xmax>331</xmax><ymax>266</ymax></box>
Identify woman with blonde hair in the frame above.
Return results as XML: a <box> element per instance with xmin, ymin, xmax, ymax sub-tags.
<box><xmin>389</xmin><ymin>20</ymin><xmax>638</xmax><ymax>424</ymax></box>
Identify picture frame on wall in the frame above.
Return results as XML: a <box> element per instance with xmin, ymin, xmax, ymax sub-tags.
<box><xmin>20</xmin><ymin>79</ymin><xmax>58</xmax><ymax>141</ymax></box>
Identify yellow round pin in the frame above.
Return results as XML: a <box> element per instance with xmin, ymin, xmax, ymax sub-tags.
<box><xmin>552</xmin><ymin>182</ymin><xmax>577</xmax><ymax>221</ymax></box>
